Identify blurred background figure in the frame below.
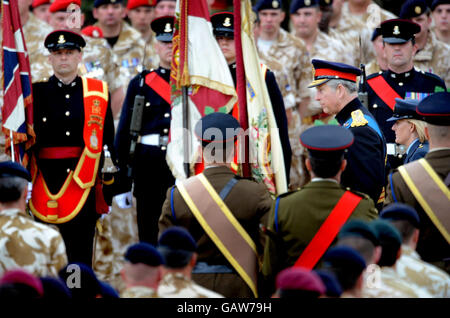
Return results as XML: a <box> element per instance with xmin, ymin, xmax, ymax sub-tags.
<box><xmin>387</xmin><ymin>98</ymin><xmax>429</xmax><ymax>164</ymax></box>
<box><xmin>273</xmin><ymin>267</ymin><xmax>326</xmax><ymax>298</ymax></box>
<box><xmin>120</xmin><ymin>243</ymin><xmax>163</xmax><ymax>298</ymax></box>
<box><xmin>431</xmin><ymin>0</ymin><xmax>450</xmax><ymax>44</ymax></box>
<box><xmin>154</xmin><ymin>0</ymin><xmax>175</xmax><ymax>17</ymax></box>
<box><xmin>380</xmin><ymin>203</ymin><xmax>450</xmax><ymax>298</ymax></box>
<box><xmin>31</xmin><ymin>0</ymin><xmax>51</xmax><ymax>23</ymax></box>
<box><xmin>321</xmin><ymin>246</ymin><xmax>367</xmax><ymax>298</ymax></box>
<box><xmin>157</xmin><ymin>227</ymin><xmax>224</xmax><ymax>298</ymax></box>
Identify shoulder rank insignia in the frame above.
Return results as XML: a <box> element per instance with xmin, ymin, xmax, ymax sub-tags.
<box><xmin>350</xmin><ymin>109</ymin><xmax>368</xmax><ymax>127</ymax></box>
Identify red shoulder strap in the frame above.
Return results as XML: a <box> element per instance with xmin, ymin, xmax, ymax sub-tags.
<box><xmin>294</xmin><ymin>191</ymin><xmax>363</xmax><ymax>269</ymax></box>
<box><xmin>145</xmin><ymin>71</ymin><xmax>171</xmax><ymax>104</ymax></box>
<box><xmin>367</xmin><ymin>75</ymin><xmax>402</xmax><ymax>111</ymax></box>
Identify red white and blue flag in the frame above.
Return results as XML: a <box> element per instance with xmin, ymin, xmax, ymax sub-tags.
<box><xmin>1</xmin><ymin>0</ymin><xmax>35</xmax><ymax>164</ymax></box>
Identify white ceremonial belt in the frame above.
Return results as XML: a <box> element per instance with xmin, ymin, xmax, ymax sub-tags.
<box><xmin>139</xmin><ymin>134</ymin><xmax>160</xmax><ymax>146</ymax></box>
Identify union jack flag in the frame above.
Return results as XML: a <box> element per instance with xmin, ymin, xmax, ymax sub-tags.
<box><xmin>1</xmin><ymin>0</ymin><xmax>35</xmax><ymax>164</ymax></box>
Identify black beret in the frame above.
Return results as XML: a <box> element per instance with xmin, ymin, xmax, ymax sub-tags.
<box><xmin>313</xmin><ymin>269</ymin><xmax>342</xmax><ymax>297</ymax></box>
<box><xmin>380</xmin><ymin>19</ymin><xmax>421</xmax><ymax>44</ymax></box>
<box><xmin>416</xmin><ymin>92</ymin><xmax>450</xmax><ymax>126</ymax></box>
<box><xmin>431</xmin><ymin>0</ymin><xmax>450</xmax><ymax>11</ymax></box>
<box><xmin>150</xmin><ymin>15</ymin><xmax>175</xmax><ymax>42</ymax></box>
<box><xmin>338</xmin><ymin>219</ymin><xmax>380</xmax><ymax>246</ymax></box>
<box><xmin>254</xmin><ymin>0</ymin><xmax>283</xmax><ymax>12</ymax></box>
<box><xmin>44</xmin><ymin>30</ymin><xmax>86</xmax><ymax>51</ymax></box>
<box><xmin>194</xmin><ymin>112</ymin><xmax>242</xmax><ymax>147</ymax></box>
<box><xmin>93</xmin><ymin>0</ymin><xmax>123</xmax><ymax>8</ymax></box>
<box><xmin>290</xmin><ymin>0</ymin><xmax>319</xmax><ymax>14</ymax></box>
<box><xmin>157</xmin><ymin>227</ymin><xmax>197</xmax><ymax>268</ymax></box>
<box><xmin>400</xmin><ymin>0</ymin><xmax>430</xmax><ymax>19</ymax></box>
<box><xmin>0</xmin><ymin>161</ymin><xmax>31</xmax><ymax>181</ymax></box>
<box><xmin>380</xmin><ymin>203</ymin><xmax>420</xmax><ymax>228</ymax></box>
<box><xmin>369</xmin><ymin>219</ymin><xmax>403</xmax><ymax>247</ymax></box>
<box><xmin>323</xmin><ymin>246</ymin><xmax>367</xmax><ymax>273</ymax></box>
<box><xmin>386</xmin><ymin>98</ymin><xmax>421</xmax><ymax>122</ymax></box>
<box><xmin>124</xmin><ymin>243</ymin><xmax>164</xmax><ymax>266</ymax></box>
<box><xmin>58</xmin><ymin>263</ymin><xmax>102</xmax><ymax>298</ymax></box>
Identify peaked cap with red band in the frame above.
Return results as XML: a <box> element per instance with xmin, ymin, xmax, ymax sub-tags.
<box><xmin>300</xmin><ymin>125</ymin><xmax>354</xmax><ymax>160</ymax></box>
<box><xmin>308</xmin><ymin>59</ymin><xmax>361</xmax><ymax>88</ymax></box>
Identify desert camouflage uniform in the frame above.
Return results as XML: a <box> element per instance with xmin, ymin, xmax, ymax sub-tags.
<box><xmin>362</xmin><ymin>264</ymin><xmax>432</xmax><ymax>298</ymax></box>
<box><xmin>413</xmin><ymin>31</ymin><xmax>450</xmax><ymax>87</ymax></box>
<box><xmin>144</xmin><ymin>34</ymin><xmax>160</xmax><ymax>71</ymax></box>
<box><xmin>257</xmin><ymin>28</ymin><xmax>311</xmax><ymax>106</ymax></box>
<box><xmin>157</xmin><ymin>273</ymin><xmax>224</xmax><ymax>298</ymax></box>
<box><xmin>93</xmin><ymin>199</ymin><xmax>139</xmax><ymax>294</ymax></box>
<box><xmin>259</xmin><ymin>56</ymin><xmax>303</xmax><ymax>189</ymax></box>
<box><xmin>23</xmin><ymin>14</ymin><xmax>53</xmax><ymax>83</ymax></box>
<box><xmin>328</xmin><ymin>18</ymin><xmax>375</xmax><ymax>67</ymax></box>
<box><xmin>396</xmin><ymin>245</ymin><xmax>450</xmax><ymax>298</ymax></box>
<box><xmin>365</xmin><ymin>59</ymin><xmax>382</xmax><ymax>77</ymax></box>
<box><xmin>0</xmin><ymin>208</ymin><xmax>67</xmax><ymax>277</ymax></box>
<box><xmin>121</xmin><ymin>286</ymin><xmax>158</xmax><ymax>298</ymax></box>
<box><xmin>97</xmin><ymin>22</ymin><xmax>157</xmax><ymax>87</ymax></box>
<box><xmin>341</xmin><ymin>1</ymin><xmax>397</xmax><ymax>29</ymax></box>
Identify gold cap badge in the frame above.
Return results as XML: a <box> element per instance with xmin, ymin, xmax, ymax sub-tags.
<box><xmin>415</xmin><ymin>6</ymin><xmax>422</xmax><ymax>15</ymax></box>
<box><xmin>393</xmin><ymin>25</ymin><xmax>400</xmax><ymax>35</ymax></box>
<box><xmin>58</xmin><ymin>35</ymin><xmax>66</xmax><ymax>44</ymax></box>
<box><xmin>272</xmin><ymin>0</ymin><xmax>279</xmax><ymax>8</ymax></box>
<box><xmin>164</xmin><ymin>23</ymin><xmax>172</xmax><ymax>33</ymax></box>
<box><xmin>305</xmin><ymin>0</ymin><xmax>311</xmax><ymax>6</ymax></box>
<box><xmin>223</xmin><ymin>17</ymin><xmax>231</xmax><ymax>27</ymax></box>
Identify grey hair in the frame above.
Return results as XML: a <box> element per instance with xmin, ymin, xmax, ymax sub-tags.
<box><xmin>326</xmin><ymin>79</ymin><xmax>358</xmax><ymax>94</ymax></box>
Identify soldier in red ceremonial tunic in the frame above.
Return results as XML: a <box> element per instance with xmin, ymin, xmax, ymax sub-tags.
<box><xmin>29</xmin><ymin>30</ymin><xmax>116</xmax><ymax>267</ymax></box>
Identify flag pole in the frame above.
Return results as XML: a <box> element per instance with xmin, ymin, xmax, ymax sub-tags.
<box><xmin>234</xmin><ymin>0</ymin><xmax>251</xmax><ymax>177</ymax></box>
<box><xmin>10</xmin><ymin>130</ymin><xmax>15</xmax><ymax>162</ymax></box>
<box><xmin>182</xmin><ymin>85</ymin><xmax>190</xmax><ymax>177</ymax></box>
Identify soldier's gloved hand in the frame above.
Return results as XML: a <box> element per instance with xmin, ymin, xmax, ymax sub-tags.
<box><xmin>114</xmin><ymin>191</ymin><xmax>133</xmax><ymax>209</ymax></box>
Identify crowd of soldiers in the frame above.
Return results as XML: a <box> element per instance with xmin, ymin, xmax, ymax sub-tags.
<box><xmin>0</xmin><ymin>0</ymin><xmax>449</xmax><ymax>299</ymax></box>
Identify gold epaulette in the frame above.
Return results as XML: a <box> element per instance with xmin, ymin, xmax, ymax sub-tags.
<box><xmin>350</xmin><ymin>109</ymin><xmax>368</xmax><ymax>127</ymax></box>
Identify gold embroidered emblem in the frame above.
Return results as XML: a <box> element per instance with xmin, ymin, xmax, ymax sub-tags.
<box><xmin>393</xmin><ymin>25</ymin><xmax>400</xmax><ymax>35</ymax></box>
<box><xmin>92</xmin><ymin>99</ymin><xmax>101</xmax><ymax>114</ymax></box>
<box><xmin>415</xmin><ymin>6</ymin><xmax>422</xmax><ymax>15</ymax></box>
<box><xmin>350</xmin><ymin>110</ymin><xmax>368</xmax><ymax>127</ymax></box>
<box><xmin>58</xmin><ymin>35</ymin><xmax>66</xmax><ymax>44</ymax></box>
<box><xmin>164</xmin><ymin>23</ymin><xmax>172</xmax><ymax>33</ymax></box>
<box><xmin>272</xmin><ymin>0</ymin><xmax>279</xmax><ymax>8</ymax></box>
<box><xmin>223</xmin><ymin>17</ymin><xmax>231</xmax><ymax>27</ymax></box>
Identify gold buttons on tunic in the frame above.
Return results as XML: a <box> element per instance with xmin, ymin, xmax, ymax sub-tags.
<box><xmin>66</xmin><ymin>131</ymin><xmax>70</xmax><ymax>136</ymax></box>
<box><xmin>42</xmin><ymin>117</ymin><xmax>47</xmax><ymax>122</ymax></box>
<box><xmin>65</xmin><ymin>111</ymin><xmax>70</xmax><ymax>116</ymax></box>
<box><xmin>65</xmin><ymin>94</ymin><xmax>70</xmax><ymax>99</ymax></box>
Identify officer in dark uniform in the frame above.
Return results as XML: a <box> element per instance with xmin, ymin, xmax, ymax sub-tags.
<box><xmin>385</xmin><ymin>92</ymin><xmax>450</xmax><ymax>274</ymax></box>
<box><xmin>262</xmin><ymin>125</ymin><xmax>377</xmax><ymax>296</ymax></box>
<box><xmin>366</xmin><ymin>19</ymin><xmax>446</xmax><ymax>170</ymax></box>
<box><xmin>210</xmin><ymin>11</ymin><xmax>292</xmax><ymax>181</ymax></box>
<box><xmin>309</xmin><ymin>59</ymin><xmax>386</xmax><ymax>208</ymax></box>
<box><xmin>386</xmin><ymin>98</ymin><xmax>429</xmax><ymax>164</ymax></box>
<box><xmin>31</xmin><ymin>30</ymin><xmax>116</xmax><ymax>266</ymax></box>
<box><xmin>115</xmin><ymin>16</ymin><xmax>175</xmax><ymax>245</ymax></box>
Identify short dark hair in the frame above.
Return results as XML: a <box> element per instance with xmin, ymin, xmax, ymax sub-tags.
<box><xmin>390</xmin><ymin>220</ymin><xmax>416</xmax><ymax>244</ymax></box>
<box><xmin>308</xmin><ymin>153</ymin><xmax>344</xmax><ymax>178</ymax></box>
<box><xmin>336</xmin><ymin>237</ymin><xmax>376</xmax><ymax>265</ymax></box>
<box><xmin>0</xmin><ymin>176</ymin><xmax>27</xmax><ymax>203</ymax></box>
